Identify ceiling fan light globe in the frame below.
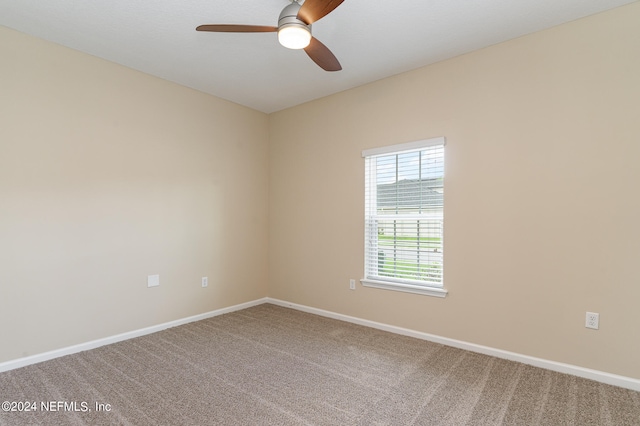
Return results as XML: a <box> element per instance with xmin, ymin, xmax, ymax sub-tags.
<box><xmin>278</xmin><ymin>25</ymin><xmax>311</xmax><ymax>50</ymax></box>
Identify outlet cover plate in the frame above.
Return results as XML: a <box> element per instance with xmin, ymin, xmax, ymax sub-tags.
<box><xmin>586</xmin><ymin>312</ymin><xmax>599</xmax><ymax>329</ymax></box>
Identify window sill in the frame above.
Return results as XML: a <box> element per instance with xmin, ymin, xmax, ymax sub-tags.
<box><xmin>360</xmin><ymin>279</ymin><xmax>448</xmax><ymax>298</ymax></box>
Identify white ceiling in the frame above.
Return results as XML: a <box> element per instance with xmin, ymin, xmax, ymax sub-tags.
<box><xmin>0</xmin><ymin>0</ymin><xmax>635</xmax><ymax>113</ymax></box>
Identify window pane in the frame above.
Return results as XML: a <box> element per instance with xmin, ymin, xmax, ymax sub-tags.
<box><xmin>376</xmin><ymin>219</ymin><xmax>443</xmax><ymax>283</ymax></box>
<box><xmin>364</xmin><ymin>139</ymin><xmax>444</xmax><ymax>288</ymax></box>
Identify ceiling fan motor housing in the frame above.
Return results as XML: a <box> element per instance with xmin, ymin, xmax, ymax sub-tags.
<box><xmin>278</xmin><ymin>3</ymin><xmax>311</xmax><ymax>32</ymax></box>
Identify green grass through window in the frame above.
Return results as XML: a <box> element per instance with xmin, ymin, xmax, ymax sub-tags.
<box><xmin>378</xmin><ymin>258</ymin><xmax>442</xmax><ymax>283</ymax></box>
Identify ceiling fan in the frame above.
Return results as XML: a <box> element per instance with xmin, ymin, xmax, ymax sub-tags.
<box><xmin>196</xmin><ymin>0</ymin><xmax>344</xmax><ymax>71</ymax></box>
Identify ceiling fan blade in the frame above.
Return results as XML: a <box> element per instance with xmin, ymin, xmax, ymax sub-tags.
<box><xmin>196</xmin><ymin>24</ymin><xmax>277</xmax><ymax>33</ymax></box>
<box><xmin>297</xmin><ymin>0</ymin><xmax>344</xmax><ymax>25</ymax></box>
<box><xmin>304</xmin><ymin>37</ymin><xmax>342</xmax><ymax>72</ymax></box>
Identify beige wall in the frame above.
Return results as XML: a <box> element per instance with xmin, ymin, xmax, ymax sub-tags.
<box><xmin>269</xmin><ymin>3</ymin><xmax>640</xmax><ymax>379</ymax></box>
<box><xmin>0</xmin><ymin>26</ymin><xmax>269</xmax><ymax>362</ymax></box>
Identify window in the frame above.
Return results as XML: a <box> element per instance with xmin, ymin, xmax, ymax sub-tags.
<box><xmin>362</xmin><ymin>137</ymin><xmax>447</xmax><ymax>297</ymax></box>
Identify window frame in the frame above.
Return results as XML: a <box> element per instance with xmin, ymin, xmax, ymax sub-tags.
<box><xmin>361</xmin><ymin>137</ymin><xmax>448</xmax><ymax>298</ymax></box>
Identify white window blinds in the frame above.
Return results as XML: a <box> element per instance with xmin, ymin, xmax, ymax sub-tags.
<box><xmin>363</xmin><ymin>137</ymin><xmax>445</xmax><ymax>291</ymax></box>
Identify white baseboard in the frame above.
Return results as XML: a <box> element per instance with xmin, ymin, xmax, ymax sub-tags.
<box><xmin>3</xmin><ymin>296</ymin><xmax>638</xmax><ymax>392</ymax></box>
<box><xmin>0</xmin><ymin>298</ymin><xmax>268</xmax><ymax>374</ymax></box>
<box><xmin>266</xmin><ymin>298</ymin><xmax>640</xmax><ymax>392</ymax></box>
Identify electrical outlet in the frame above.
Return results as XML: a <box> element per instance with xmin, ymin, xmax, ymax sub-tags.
<box><xmin>349</xmin><ymin>279</ymin><xmax>356</xmax><ymax>290</ymax></box>
<box><xmin>585</xmin><ymin>312</ymin><xmax>599</xmax><ymax>330</ymax></box>
<box><xmin>201</xmin><ymin>277</ymin><xmax>208</xmax><ymax>288</ymax></box>
<box><xmin>147</xmin><ymin>274</ymin><xmax>160</xmax><ymax>288</ymax></box>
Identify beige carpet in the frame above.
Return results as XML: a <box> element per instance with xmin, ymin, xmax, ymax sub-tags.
<box><xmin>1</xmin><ymin>304</ymin><xmax>639</xmax><ymax>425</ymax></box>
